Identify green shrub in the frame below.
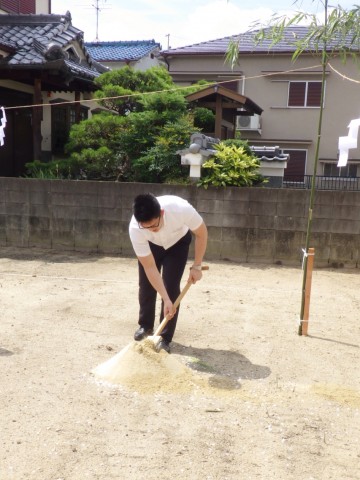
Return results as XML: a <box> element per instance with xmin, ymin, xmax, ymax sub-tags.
<box><xmin>198</xmin><ymin>143</ymin><xmax>266</xmax><ymax>188</ymax></box>
<box><xmin>193</xmin><ymin>107</ymin><xmax>215</xmax><ymax>132</ymax></box>
<box><xmin>65</xmin><ymin>113</ymin><xmax>126</xmax><ymax>154</ymax></box>
<box><xmin>221</xmin><ymin>138</ymin><xmax>253</xmax><ymax>156</ymax></box>
<box><xmin>25</xmin><ymin>159</ymin><xmax>81</xmax><ymax>179</ymax></box>
<box><xmin>69</xmin><ymin>146</ymin><xmax>125</xmax><ymax>180</ymax></box>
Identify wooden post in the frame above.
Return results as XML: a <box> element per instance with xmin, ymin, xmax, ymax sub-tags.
<box><xmin>32</xmin><ymin>78</ymin><xmax>43</xmax><ymax>161</ymax></box>
<box><xmin>214</xmin><ymin>93</ymin><xmax>222</xmax><ymax>139</ymax></box>
<box><xmin>74</xmin><ymin>91</ymin><xmax>81</xmax><ymax>123</ymax></box>
<box><xmin>301</xmin><ymin>247</ymin><xmax>315</xmax><ymax>336</ymax></box>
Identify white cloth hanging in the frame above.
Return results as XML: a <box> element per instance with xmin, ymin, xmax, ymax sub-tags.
<box><xmin>338</xmin><ymin>118</ymin><xmax>360</xmax><ymax>167</ymax></box>
<box><xmin>0</xmin><ymin>106</ymin><xmax>7</xmax><ymax>147</ymax></box>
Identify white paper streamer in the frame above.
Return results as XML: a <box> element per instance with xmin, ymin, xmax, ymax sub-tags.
<box><xmin>0</xmin><ymin>106</ymin><xmax>7</xmax><ymax>147</ymax></box>
<box><xmin>338</xmin><ymin>118</ymin><xmax>360</xmax><ymax>167</ymax></box>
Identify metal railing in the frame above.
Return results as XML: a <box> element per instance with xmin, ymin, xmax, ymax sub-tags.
<box><xmin>283</xmin><ymin>175</ymin><xmax>360</xmax><ymax>191</ymax></box>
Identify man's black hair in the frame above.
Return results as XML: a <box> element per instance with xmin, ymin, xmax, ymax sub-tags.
<box><xmin>133</xmin><ymin>193</ymin><xmax>161</xmax><ymax>222</ymax></box>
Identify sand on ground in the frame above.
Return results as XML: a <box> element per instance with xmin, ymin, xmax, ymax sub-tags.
<box><xmin>0</xmin><ymin>247</ymin><xmax>359</xmax><ymax>480</ymax></box>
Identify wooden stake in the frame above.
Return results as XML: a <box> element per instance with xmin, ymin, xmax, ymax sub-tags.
<box><xmin>301</xmin><ymin>247</ymin><xmax>315</xmax><ymax>336</ymax></box>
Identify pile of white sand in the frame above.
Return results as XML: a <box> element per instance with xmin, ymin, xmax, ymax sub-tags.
<box><xmin>91</xmin><ymin>339</ymin><xmax>200</xmax><ymax>393</ymax></box>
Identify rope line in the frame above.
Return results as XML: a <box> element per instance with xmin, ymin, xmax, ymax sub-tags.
<box><xmin>2</xmin><ymin>63</ymin><xmax>325</xmax><ymax>111</ymax></box>
<box><xmin>328</xmin><ymin>61</ymin><xmax>360</xmax><ymax>84</ymax></box>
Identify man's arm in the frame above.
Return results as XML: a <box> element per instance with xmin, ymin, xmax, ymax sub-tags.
<box><xmin>137</xmin><ymin>253</ymin><xmax>175</xmax><ymax>317</ymax></box>
<box><xmin>188</xmin><ymin>221</ymin><xmax>208</xmax><ymax>284</ymax></box>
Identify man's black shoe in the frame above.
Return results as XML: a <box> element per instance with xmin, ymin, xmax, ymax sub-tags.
<box><xmin>134</xmin><ymin>327</ymin><xmax>153</xmax><ymax>341</ymax></box>
<box><xmin>157</xmin><ymin>338</ymin><xmax>171</xmax><ymax>353</ymax></box>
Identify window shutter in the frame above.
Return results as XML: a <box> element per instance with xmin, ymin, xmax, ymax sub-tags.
<box><xmin>288</xmin><ymin>82</ymin><xmax>306</xmax><ymax>107</ymax></box>
<box><xmin>0</xmin><ymin>0</ymin><xmax>35</xmax><ymax>13</ymax></box>
<box><xmin>20</xmin><ymin>0</ymin><xmax>35</xmax><ymax>13</ymax></box>
<box><xmin>0</xmin><ymin>0</ymin><xmax>19</xmax><ymax>12</ymax></box>
<box><xmin>306</xmin><ymin>82</ymin><xmax>322</xmax><ymax>107</ymax></box>
<box><xmin>283</xmin><ymin>150</ymin><xmax>307</xmax><ymax>182</ymax></box>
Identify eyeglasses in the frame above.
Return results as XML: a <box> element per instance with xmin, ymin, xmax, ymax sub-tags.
<box><xmin>138</xmin><ymin>215</ymin><xmax>161</xmax><ymax>229</ymax></box>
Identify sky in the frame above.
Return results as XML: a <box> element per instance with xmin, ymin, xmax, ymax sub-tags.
<box><xmin>50</xmin><ymin>0</ymin><xmax>359</xmax><ymax>48</ymax></box>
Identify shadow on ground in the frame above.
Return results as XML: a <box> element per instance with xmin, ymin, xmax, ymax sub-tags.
<box><xmin>0</xmin><ymin>247</ymin><xmax>129</xmax><ymax>264</ymax></box>
<box><xmin>172</xmin><ymin>343</ymin><xmax>271</xmax><ymax>390</ymax></box>
<box><xmin>0</xmin><ymin>347</ymin><xmax>14</xmax><ymax>356</ymax></box>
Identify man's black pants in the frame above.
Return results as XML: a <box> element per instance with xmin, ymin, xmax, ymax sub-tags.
<box><xmin>138</xmin><ymin>230</ymin><xmax>192</xmax><ymax>343</ymax></box>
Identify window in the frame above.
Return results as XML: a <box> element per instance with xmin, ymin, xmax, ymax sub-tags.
<box><xmin>288</xmin><ymin>81</ymin><xmax>322</xmax><ymax>107</ymax></box>
<box><xmin>323</xmin><ymin>163</ymin><xmax>358</xmax><ymax>177</ymax></box>
<box><xmin>283</xmin><ymin>149</ymin><xmax>307</xmax><ymax>182</ymax></box>
<box><xmin>51</xmin><ymin>101</ymin><xmax>89</xmax><ymax>155</ymax></box>
<box><xmin>220</xmin><ymin>80</ymin><xmax>238</xmax><ymax>91</ymax></box>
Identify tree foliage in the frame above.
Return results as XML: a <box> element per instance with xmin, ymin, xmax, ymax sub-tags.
<box><xmin>26</xmin><ymin>66</ymin><xmax>211</xmax><ymax>183</ymax></box>
<box><xmin>93</xmin><ymin>66</ymin><xmax>175</xmax><ymax>115</ymax></box>
<box><xmin>133</xmin><ymin>117</ymin><xmax>194</xmax><ymax>183</ymax></box>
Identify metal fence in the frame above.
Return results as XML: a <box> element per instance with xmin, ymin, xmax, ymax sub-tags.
<box><xmin>283</xmin><ymin>175</ymin><xmax>360</xmax><ymax>191</ymax></box>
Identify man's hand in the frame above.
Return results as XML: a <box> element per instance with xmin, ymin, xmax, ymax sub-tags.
<box><xmin>188</xmin><ymin>268</ymin><xmax>203</xmax><ymax>284</ymax></box>
<box><xmin>163</xmin><ymin>298</ymin><xmax>176</xmax><ymax>319</ymax></box>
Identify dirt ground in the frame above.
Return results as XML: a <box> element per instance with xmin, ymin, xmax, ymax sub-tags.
<box><xmin>1</xmin><ymin>247</ymin><xmax>359</xmax><ymax>480</ymax></box>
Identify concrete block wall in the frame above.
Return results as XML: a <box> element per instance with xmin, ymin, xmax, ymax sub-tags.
<box><xmin>0</xmin><ymin>177</ymin><xmax>360</xmax><ymax>267</ymax></box>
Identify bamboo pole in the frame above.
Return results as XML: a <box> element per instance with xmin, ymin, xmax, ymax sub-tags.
<box><xmin>300</xmin><ymin>247</ymin><xmax>315</xmax><ymax>336</ymax></box>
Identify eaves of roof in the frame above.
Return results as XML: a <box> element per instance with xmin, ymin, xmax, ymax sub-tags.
<box><xmin>185</xmin><ymin>84</ymin><xmax>263</xmax><ymax>116</ymax></box>
<box><xmin>0</xmin><ymin>56</ymin><xmax>101</xmax><ymax>80</ymax></box>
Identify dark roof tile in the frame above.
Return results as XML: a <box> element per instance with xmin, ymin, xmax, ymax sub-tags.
<box><xmin>84</xmin><ymin>40</ymin><xmax>160</xmax><ymax>62</ymax></box>
<box><xmin>0</xmin><ymin>13</ymin><xmax>102</xmax><ymax>80</ymax></box>
<box><xmin>163</xmin><ymin>26</ymin><xmax>360</xmax><ymax>55</ymax></box>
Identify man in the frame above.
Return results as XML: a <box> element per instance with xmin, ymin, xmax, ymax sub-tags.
<box><xmin>129</xmin><ymin>193</ymin><xmax>208</xmax><ymax>353</ymax></box>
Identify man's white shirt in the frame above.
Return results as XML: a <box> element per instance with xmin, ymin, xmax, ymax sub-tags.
<box><xmin>129</xmin><ymin>195</ymin><xmax>203</xmax><ymax>257</ymax></box>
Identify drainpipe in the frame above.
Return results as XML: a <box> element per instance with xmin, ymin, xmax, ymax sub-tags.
<box><xmin>241</xmin><ymin>75</ymin><xmax>245</xmax><ymax>95</ymax></box>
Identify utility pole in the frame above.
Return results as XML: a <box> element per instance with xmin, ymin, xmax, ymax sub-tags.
<box><xmin>94</xmin><ymin>0</ymin><xmax>101</xmax><ymax>42</ymax></box>
<box><xmin>93</xmin><ymin>0</ymin><xmax>109</xmax><ymax>42</ymax></box>
<box><xmin>165</xmin><ymin>34</ymin><xmax>170</xmax><ymax>49</ymax></box>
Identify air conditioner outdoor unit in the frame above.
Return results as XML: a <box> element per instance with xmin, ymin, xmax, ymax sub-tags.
<box><xmin>237</xmin><ymin>114</ymin><xmax>261</xmax><ymax>130</ymax></box>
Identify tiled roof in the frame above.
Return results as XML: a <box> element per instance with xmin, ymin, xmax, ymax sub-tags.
<box><xmin>84</xmin><ymin>40</ymin><xmax>160</xmax><ymax>62</ymax></box>
<box><xmin>0</xmin><ymin>12</ymin><xmax>102</xmax><ymax>80</ymax></box>
<box><xmin>0</xmin><ymin>38</ymin><xmax>16</xmax><ymax>52</ymax></box>
<box><xmin>162</xmin><ymin>26</ymin><xmax>360</xmax><ymax>55</ymax></box>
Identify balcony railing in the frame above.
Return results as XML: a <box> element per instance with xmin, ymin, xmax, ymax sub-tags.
<box><xmin>283</xmin><ymin>175</ymin><xmax>360</xmax><ymax>191</ymax></box>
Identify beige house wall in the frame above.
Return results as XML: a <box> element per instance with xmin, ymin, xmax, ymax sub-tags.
<box><xmin>167</xmin><ymin>52</ymin><xmax>360</xmax><ymax>177</ymax></box>
<box><xmin>36</xmin><ymin>0</ymin><xmax>50</xmax><ymax>13</ymax></box>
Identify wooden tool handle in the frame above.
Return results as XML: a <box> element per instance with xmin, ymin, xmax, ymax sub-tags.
<box><xmin>153</xmin><ymin>265</ymin><xmax>208</xmax><ymax>337</ymax></box>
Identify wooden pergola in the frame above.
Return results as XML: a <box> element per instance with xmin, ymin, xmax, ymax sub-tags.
<box><xmin>185</xmin><ymin>84</ymin><xmax>263</xmax><ymax>140</ymax></box>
